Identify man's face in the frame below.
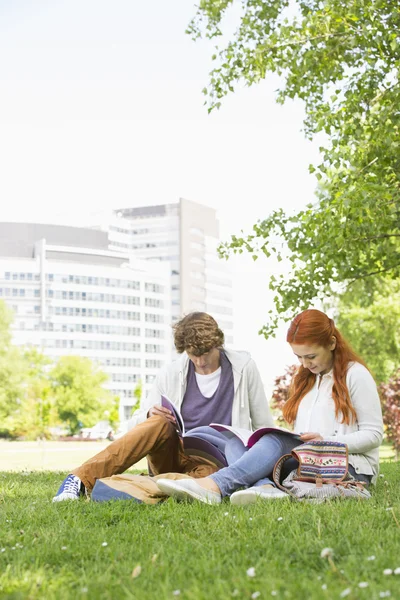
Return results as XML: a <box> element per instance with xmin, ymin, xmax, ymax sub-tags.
<box><xmin>186</xmin><ymin>347</ymin><xmax>221</xmax><ymax>375</ymax></box>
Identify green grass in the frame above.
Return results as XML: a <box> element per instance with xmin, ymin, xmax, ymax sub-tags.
<box><xmin>1</xmin><ymin>463</ymin><xmax>400</xmax><ymax>600</ymax></box>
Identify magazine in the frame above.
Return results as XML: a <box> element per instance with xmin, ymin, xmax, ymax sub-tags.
<box><xmin>161</xmin><ymin>396</ymin><xmax>300</xmax><ymax>462</ymax></box>
<box><xmin>161</xmin><ymin>396</ymin><xmax>227</xmax><ymax>468</ymax></box>
<box><xmin>209</xmin><ymin>424</ymin><xmax>301</xmax><ymax>448</ymax></box>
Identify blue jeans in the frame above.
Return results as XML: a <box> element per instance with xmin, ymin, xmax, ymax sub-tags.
<box><xmin>210</xmin><ymin>433</ymin><xmax>299</xmax><ymax>497</ymax></box>
<box><xmin>186</xmin><ymin>426</ymin><xmax>230</xmax><ymax>454</ymax></box>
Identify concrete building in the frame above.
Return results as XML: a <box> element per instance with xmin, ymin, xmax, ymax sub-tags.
<box><xmin>104</xmin><ymin>198</ymin><xmax>234</xmax><ymax>344</ymax></box>
<box><xmin>0</xmin><ymin>223</ymin><xmax>172</xmax><ymax>421</ymax></box>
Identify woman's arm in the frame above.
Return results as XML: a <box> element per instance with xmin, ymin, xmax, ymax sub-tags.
<box><xmin>324</xmin><ymin>364</ymin><xmax>383</xmax><ymax>453</ymax></box>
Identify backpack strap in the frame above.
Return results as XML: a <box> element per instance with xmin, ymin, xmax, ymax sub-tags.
<box><xmin>272</xmin><ymin>453</ymin><xmax>296</xmax><ymax>494</ymax></box>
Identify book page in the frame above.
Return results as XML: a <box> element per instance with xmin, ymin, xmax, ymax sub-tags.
<box><xmin>161</xmin><ymin>395</ymin><xmax>184</xmax><ymax>435</ymax></box>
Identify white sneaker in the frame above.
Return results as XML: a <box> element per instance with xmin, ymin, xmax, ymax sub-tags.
<box><xmin>156</xmin><ymin>478</ymin><xmax>221</xmax><ymax>505</ymax></box>
<box><xmin>230</xmin><ymin>485</ymin><xmax>289</xmax><ymax>506</ymax></box>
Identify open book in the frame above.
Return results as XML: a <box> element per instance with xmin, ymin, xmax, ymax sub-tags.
<box><xmin>161</xmin><ymin>396</ymin><xmax>228</xmax><ymax>468</ymax></box>
<box><xmin>161</xmin><ymin>396</ymin><xmax>300</xmax><ymax>463</ymax></box>
<box><xmin>209</xmin><ymin>424</ymin><xmax>301</xmax><ymax>448</ymax></box>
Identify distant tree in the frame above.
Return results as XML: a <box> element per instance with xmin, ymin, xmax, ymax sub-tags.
<box><xmin>188</xmin><ymin>0</ymin><xmax>400</xmax><ymax>338</ymax></box>
<box><xmin>4</xmin><ymin>349</ymin><xmax>55</xmax><ymax>440</ymax></box>
<box><xmin>0</xmin><ymin>301</ymin><xmax>26</xmax><ymax>436</ymax></box>
<box><xmin>270</xmin><ymin>364</ymin><xmax>297</xmax><ymax>426</ymax></box>
<box><xmin>50</xmin><ymin>356</ymin><xmax>115</xmax><ymax>435</ymax></box>
<box><xmin>333</xmin><ymin>278</ymin><xmax>400</xmax><ymax>383</ymax></box>
<box><xmin>380</xmin><ymin>369</ymin><xmax>400</xmax><ymax>455</ymax></box>
<box><xmin>132</xmin><ymin>379</ymin><xmax>143</xmax><ymax>414</ymax></box>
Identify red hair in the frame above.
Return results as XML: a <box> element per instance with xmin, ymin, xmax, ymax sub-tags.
<box><xmin>283</xmin><ymin>309</ymin><xmax>368</xmax><ymax>425</ymax></box>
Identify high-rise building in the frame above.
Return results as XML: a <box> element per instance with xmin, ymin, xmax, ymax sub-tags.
<box><xmin>103</xmin><ymin>198</ymin><xmax>234</xmax><ymax>344</ymax></box>
<box><xmin>0</xmin><ymin>223</ymin><xmax>172</xmax><ymax>421</ymax></box>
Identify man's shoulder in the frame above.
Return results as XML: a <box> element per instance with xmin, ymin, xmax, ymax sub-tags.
<box><xmin>224</xmin><ymin>348</ymin><xmax>253</xmax><ymax>371</ymax></box>
<box><xmin>158</xmin><ymin>353</ymin><xmax>189</xmax><ymax>377</ymax></box>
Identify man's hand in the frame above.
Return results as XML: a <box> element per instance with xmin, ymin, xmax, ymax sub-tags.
<box><xmin>300</xmin><ymin>432</ymin><xmax>323</xmax><ymax>442</ymax></box>
<box><xmin>147</xmin><ymin>404</ymin><xmax>176</xmax><ymax>424</ymax></box>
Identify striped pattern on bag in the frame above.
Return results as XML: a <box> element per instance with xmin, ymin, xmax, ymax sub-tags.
<box><xmin>293</xmin><ymin>441</ymin><xmax>348</xmax><ymax>482</ymax></box>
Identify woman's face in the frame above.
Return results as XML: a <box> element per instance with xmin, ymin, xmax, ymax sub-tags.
<box><xmin>290</xmin><ymin>339</ymin><xmax>336</xmax><ymax>376</ymax></box>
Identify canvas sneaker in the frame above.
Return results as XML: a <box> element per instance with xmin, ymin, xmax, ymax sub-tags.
<box><xmin>230</xmin><ymin>484</ymin><xmax>289</xmax><ymax>506</ymax></box>
<box><xmin>52</xmin><ymin>474</ymin><xmax>84</xmax><ymax>502</ymax></box>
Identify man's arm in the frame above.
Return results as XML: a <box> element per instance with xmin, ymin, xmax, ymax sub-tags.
<box><xmin>119</xmin><ymin>372</ymin><xmax>168</xmax><ymax>432</ymax></box>
<box><xmin>246</xmin><ymin>359</ymin><xmax>275</xmax><ymax>430</ymax></box>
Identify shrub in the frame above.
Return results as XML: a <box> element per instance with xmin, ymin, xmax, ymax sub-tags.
<box><xmin>380</xmin><ymin>369</ymin><xmax>400</xmax><ymax>454</ymax></box>
<box><xmin>270</xmin><ymin>364</ymin><xmax>297</xmax><ymax>426</ymax></box>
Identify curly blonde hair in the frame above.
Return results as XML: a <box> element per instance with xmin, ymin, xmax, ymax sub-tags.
<box><xmin>173</xmin><ymin>312</ymin><xmax>224</xmax><ymax>355</ymax></box>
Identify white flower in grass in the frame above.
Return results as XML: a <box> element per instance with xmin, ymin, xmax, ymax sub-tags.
<box><xmin>394</xmin><ymin>567</ymin><xmax>400</xmax><ymax>575</ymax></box>
<box><xmin>340</xmin><ymin>588</ymin><xmax>351</xmax><ymax>598</ymax></box>
<box><xmin>224</xmin><ymin>512</ymin><xmax>229</xmax><ymax>516</ymax></box>
<box><xmin>172</xmin><ymin>591</ymin><xmax>181</xmax><ymax>596</ymax></box>
<box><xmin>247</xmin><ymin>567</ymin><xmax>256</xmax><ymax>577</ymax></box>
<box><xmin>379</xmin><ymin>474</ymin><xmax>385</xmax><ymax>478</ymax></box>
<box><xmin>383</xmin><ymin>569</ymin><xmax>393</xmax><ymax>576</ymax></box>
<box><xmin>251</xmin><ymin>592</ymin><xmax>261</xmax><ymax>599</ymax></box>
<box><xmin>385</xmin><ymin>507</ymin><xmax>393</xmax><ymax>511</ymax></box>
<box><xmin>61</xmin><ymin>546</ymin><xmax>67</xmax><ymax>551</ymax></box>
<box><xmin>379</xmin><ymin>592</ymin><xmax>391</xmax><ymax>598</ymax></box>
<box><xmin>366</xmin><ymin>555</ymin><xmax>376</xmax><ymax>561</ymax></box>
<box><xmin>321</xmin><ymin>584</ymin><xmax>327</xmax><ymax>590</ymax></box>
<box><xmin>320</xmin><ymin>548</ymin><xmax>334</xmax><ymax>558</ymax></box>
<box><xmin>101</xmin><ymin>542</ymin><xmax>108</xmax><ymax>547</ymax></box>
<box><xmin>271</xmin><ymin>592</ymin><xmax>277</xmax><ymax>597</ymax></box>
<box><xmin>81</xmin><ymin>588</ymin><xmax>88</xmax><ymax>594</ymax></box>
<box><xmin>249</xmin><ymin>517</ymin><xmax>253</xmax><ymax>521</ymax></box>
<box><xmin>1</xmin><ymin>549</ymin><xmax>5</xmax><ymax>553</ymax></box>
<box><xmin>232</xmin><ymin>590</ymin><xmax>239</xmax><ymax>597</ymax></box>
<box><xmin>358</xmin><ymin>582</ymin><xmax>369</xmax><ymax>588</ymax></box>
<box><xmin>277</xmin><ymin>517</ymin><xmax>283</xmax><ymax>522</ymax></box>
<box><xmin>131</xmin><ymin>565</ymin><xmax>142</xmax><ymax>579</ymax></box>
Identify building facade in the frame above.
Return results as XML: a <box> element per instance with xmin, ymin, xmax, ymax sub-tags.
<box><xmin>105</xmin><ymin>198</ymin><xmax>234</xmax><ymax>344</ymax></box>
<box><xmin>0</xmin><ymin>223</ymin><xmax>172</xmax><ymax>421</ymax></box>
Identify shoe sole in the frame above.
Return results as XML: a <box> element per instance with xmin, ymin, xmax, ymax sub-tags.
<box><xmin>230</xmin><ymin>491</ymin><xmax>289</xmax><ymax>506</ymax></box>
<box><xmin>157</xmin><ymin>480</ymin><xmax>220</xmax><ymax>505</ymax></box>
<box><xmin>52</xmin><ymin>494</ymin><xmax>80</xmax><ymax>502</ymax></box>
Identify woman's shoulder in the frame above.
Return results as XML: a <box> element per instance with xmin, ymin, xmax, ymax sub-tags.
<box><xmin>346</xmin><ymin>361</ymin><xmax>375</xmax><ymax>385</ymax></box>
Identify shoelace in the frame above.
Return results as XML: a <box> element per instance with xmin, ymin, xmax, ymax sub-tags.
<box><xmin>62</xmin><ymin>475</ymin><xmax>80</xmax><ymax>495</ymax></box>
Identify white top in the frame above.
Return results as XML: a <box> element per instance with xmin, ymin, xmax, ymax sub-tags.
<box><xmin>195</xmin><ymin>367</ymin><xmax>221</xmax><ymax>398</ymax></box>
<box><xmin>294</xmin><ymin>362</ymin><xmax>383</xmax><ymax>483</ymax></box>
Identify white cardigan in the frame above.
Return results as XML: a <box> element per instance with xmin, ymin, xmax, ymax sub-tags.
<box><xmin>294</xmin><ymin>362</ymin><xmax>384</xmax><ymax>483</ymax></box>
<box><xmin>126</xmin><ymin>348</ymin><xmax>274</xmax><ymax>432</ymax></box>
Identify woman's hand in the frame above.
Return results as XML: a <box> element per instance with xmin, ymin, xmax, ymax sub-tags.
<box><xmin>300</xmin><ymin>432</ymin><xmax>323</xmax><ymax>442</ymax></box>
<box><xmin>147</xmin><ymin>404</ymin><xmax>176</xmax><ymax>424</ymax></box>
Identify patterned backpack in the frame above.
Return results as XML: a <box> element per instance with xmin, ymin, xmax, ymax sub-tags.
<box><xmin>273</xmin><ymin>440</ymin><xmax>371</xmax><ymax>503</ymax></box>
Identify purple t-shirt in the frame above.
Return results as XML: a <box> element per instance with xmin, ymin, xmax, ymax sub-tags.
<box><xmin>181</xmin><ymin>351</ymin><xmax>234</xmax><ymax>431</ymax></box>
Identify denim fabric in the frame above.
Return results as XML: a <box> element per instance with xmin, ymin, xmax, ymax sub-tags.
<box><xmin>186</xmin><ymin>426</ymin><xmax>230</xmax><ymax>455</ymax></box>
<box><xmin>210</xmin><ymin>434</ymin><xmax>373</xmax><ymax>497</ymax></box>
<box><xmin>210</xmin><ymin>433</ymin><xmax>299</xmax><ymax>497</ymax></box>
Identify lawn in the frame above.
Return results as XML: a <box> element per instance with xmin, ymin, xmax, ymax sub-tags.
<box><xmin>0</xmin><ymin>462</ymin><xmax>399</xmax><ymax>600</ymax></box>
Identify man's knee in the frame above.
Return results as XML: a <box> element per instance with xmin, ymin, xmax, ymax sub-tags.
<box><xmin>146</xmin><ymin>415</ymin><xmax>177</xmax><ymax>440</ymax></box>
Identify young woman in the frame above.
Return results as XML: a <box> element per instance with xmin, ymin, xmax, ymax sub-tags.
<box><xmin>157</xmin><ymin>309</ymin><xmax>384</xmax><ymax>505</ymax></box>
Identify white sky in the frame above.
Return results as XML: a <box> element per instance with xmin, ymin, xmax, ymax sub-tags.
<box><xmin>0</xmin><ymin>0</ymin><xmax>322</xmax><ymax>391</ymax></box>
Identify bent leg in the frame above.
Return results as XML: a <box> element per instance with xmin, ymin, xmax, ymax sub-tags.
<box><xmin>72</xmin><ymin>416</ymin><xmax>184</xmax><ymax>491</ymax></box>
<box><xmin>210</xmin><ymin>433</ymin><xmax>299</xmax><ymax>497</ymax></box>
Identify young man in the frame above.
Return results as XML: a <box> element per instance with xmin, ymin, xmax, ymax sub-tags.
<box><xmin>53</xmin><ymin>312</ymin><xmax>273</xmax><ymax>501</ymax></box>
